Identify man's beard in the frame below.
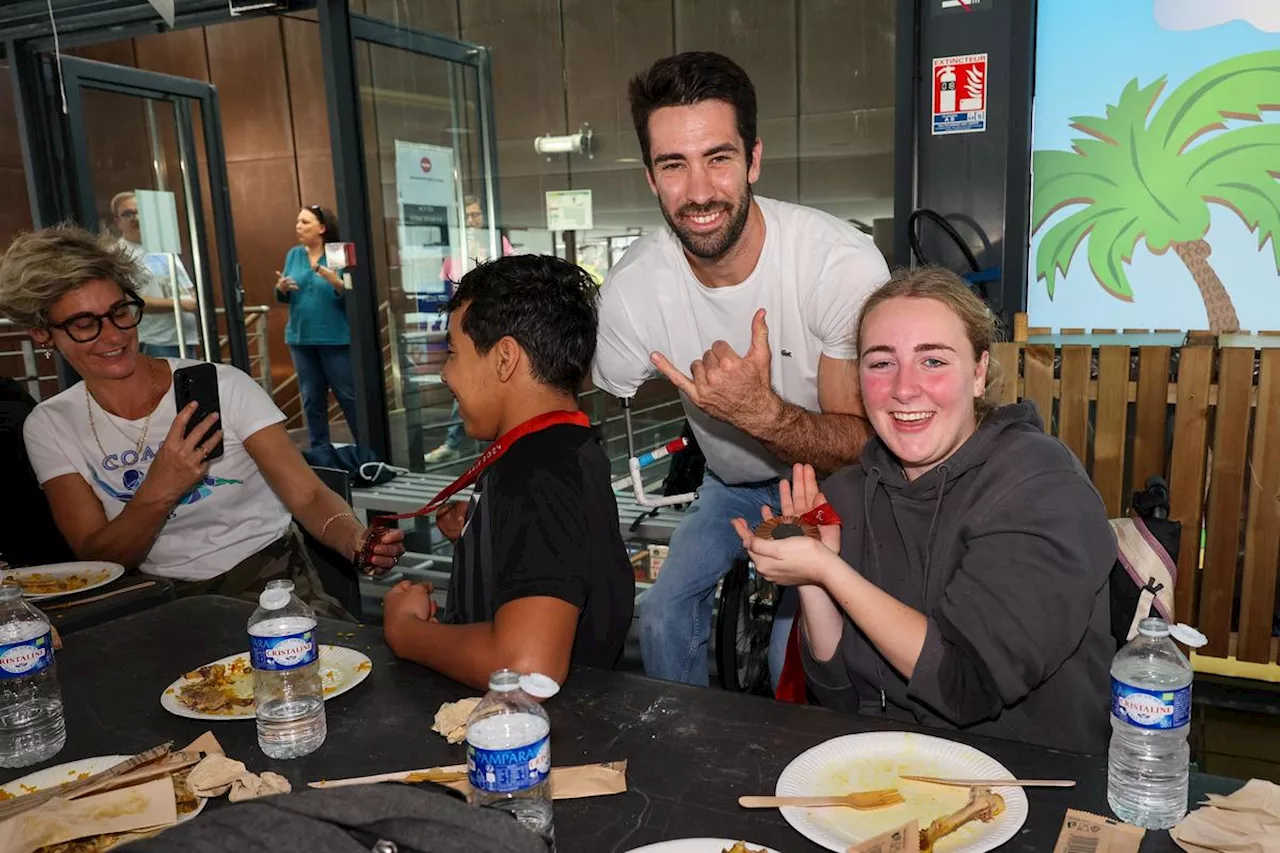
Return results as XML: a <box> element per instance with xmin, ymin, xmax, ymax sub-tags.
<box><xmin>661</xmin><ymin>184</ymin><xmax>753</xmax><ymax>260</ymax></box>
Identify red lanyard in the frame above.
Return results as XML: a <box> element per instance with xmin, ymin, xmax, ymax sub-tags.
<box><xmin>371</xmin><ymin>409</ymin><xmax>590</xmax><ymax>526</ymax></box>
<box><xmin>355</xmin><ymin>409</ymin><xmax>589</xmax><ymax>575</ymax></box>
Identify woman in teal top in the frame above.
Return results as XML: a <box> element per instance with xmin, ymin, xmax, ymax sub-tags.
<box><xmin>274</xmin><ymin>205</ymin><xmax>360</xmax><ymax>448</ymax></box>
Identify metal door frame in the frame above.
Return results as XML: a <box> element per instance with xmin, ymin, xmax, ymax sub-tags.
<box><xmin>319</xmin><ymin>0</ymin><xmax>501</xmax><ymax>459</ymax></box>
<box><xmin>58</xmin><ymin>56</ymin><xmax>248</xmax><ymax>369</ymax></box>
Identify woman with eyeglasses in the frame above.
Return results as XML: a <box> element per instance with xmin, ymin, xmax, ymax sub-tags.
<box><xmin>275</xmin><ymin>205</ymin><xmax>360</xmax><ymax>448</ymax></box>
<box><xmin>0</xmin><ymin>225</ymin><xmax>404</xmax><ymax>616</ymax></box>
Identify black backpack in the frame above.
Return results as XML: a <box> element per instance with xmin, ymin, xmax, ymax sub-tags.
<box><xmin>1109</xmin><ymin>477</ymin><xmax>1181</xmax><ymax>649</ymax></box>
<box><xmin>124</xmin><ymin>781</ymin><xmax>548</xmax><ymax>853</ymax></box>
<box><xmin>661</xmin><ymin>421</ymin><xmax>706</xmax><ymax>505</ymax></box>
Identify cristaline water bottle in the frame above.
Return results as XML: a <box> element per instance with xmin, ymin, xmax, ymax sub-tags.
<box><xmin>0</xmin><ymin>583</ymin><xmax>66</xmax><ymax>768</ymax></box>
<box><xmin>248</xmin><ymin>580</ymin><xmax>326</xmax><ymax>759</ymax></box>
<box><xmin>466</xmin><ymin>670</ymin><xmax>560</xmax><ymax>847</ymax></box>
<box><xmin>1107</xmin><ymin>617</ymin><xmax>1205</xmax><ymax>829</ymax></box>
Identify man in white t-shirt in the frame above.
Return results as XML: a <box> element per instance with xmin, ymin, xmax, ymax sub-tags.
<box><xmin>111</xmin><ymin>191</ymin><xmax>201</xmax><ymax>359</ymax></box>
<box><xmin>593</xmin><ymin>51</ymin><xmax>890</xmax><ymax>687</ymax></box>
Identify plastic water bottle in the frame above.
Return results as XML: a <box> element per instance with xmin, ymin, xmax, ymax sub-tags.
<box><xmin>1107</xmin><ymin>616</ymin><xmax>1201</xmax><ymax>829</ymax></box>
<box><xmin>0</xmin><ymin>584</ymin><xmax>65</xmax><ymax>767</ymax></box>
<box><xmin>466</xmin><ymin>670</ymin><xmax>560</xmax><ymax>846</ymax></box>
<box><xmin>248</xmin><ymin>580</ymin><xmax>326</xmax><ymax>759</ymax></box>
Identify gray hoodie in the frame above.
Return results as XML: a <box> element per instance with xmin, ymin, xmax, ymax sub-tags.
<box><xmin>803</xmin><ymin>401</ymin><xmax>1115</xmax><ymax>754</ymax></box>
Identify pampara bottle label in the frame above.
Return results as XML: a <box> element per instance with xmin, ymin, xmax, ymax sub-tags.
<box><xmin>249</xmin><ymin>630</ymin><xmax>318</xmax><ymax>671</ymax></box>
<box><xmin>0</xmin><ymin>631</ymin><xmax>54</xmax><ymax>679</ymax></box>
<box><xmin>1111</xmin><ymin>678</ymin><xmax>1191</xmax><ymax>729</ymax></box>
<box><xmin>467</xmin><ymin>735</ymin><xmax>551</xmax><ymax>794</ymax></box>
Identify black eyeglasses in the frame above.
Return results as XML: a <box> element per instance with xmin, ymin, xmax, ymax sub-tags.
<box><xmin>46</xmin><ymin>295</ymin><xmax>145</xmax><ymax>343</ymax></box>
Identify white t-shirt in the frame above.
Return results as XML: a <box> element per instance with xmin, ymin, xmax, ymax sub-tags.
<box><xmin>593</xmin><ymin>196</ymin><xmax>889</xmax><ymax>484</ymax></box>
<box><xmin>119</xmin><ymin>239</ymin><xmax>200</xmax><ymax>348</ymax></box>
<box><xmin>24</xmin><ymin>359</ymin><xmax>291</xmax><ymax>581</ymax></box>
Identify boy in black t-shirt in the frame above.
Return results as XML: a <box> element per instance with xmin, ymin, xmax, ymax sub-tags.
<box><xmin>382</xmin><ymin>255</ymin><xmax>634</xmax><ymax>689</ymax></box>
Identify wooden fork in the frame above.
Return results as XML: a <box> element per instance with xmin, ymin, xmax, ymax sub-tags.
<box><xmin>738</xmin><ymin>788</ymin><xmax>905</xmax><ymax>810</ymax></box>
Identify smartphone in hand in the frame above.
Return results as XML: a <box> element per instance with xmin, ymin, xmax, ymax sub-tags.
<box><xmin>173</xmin><ymin>362</ymin><xmax>224</xmax><ymax>460</ymax></box>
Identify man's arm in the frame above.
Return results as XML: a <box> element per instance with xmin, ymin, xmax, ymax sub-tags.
<box><xmin>591</xmin><ymin>276</ymin><xmax>654</xmax><ymax>398</ymax></box>
<box><xmin>743</xmin><ymin>354</ymin><xmax>870</xmax><ymax>474</ymax></box>
<box><xmin>651</xmin><ymin>311</ymin><xmax>872</xmax><ymax>475</ymax></box>
<box><xmin>383</xmin><ymin>592</ymin><xmax>580</xmax><ymax>689</ymax></box>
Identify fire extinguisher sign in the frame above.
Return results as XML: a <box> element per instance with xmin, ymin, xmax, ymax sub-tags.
<box><xmin>932</xmin><ymin>53</ymin><xmax>988</xmax><ymax>135</ymax></box>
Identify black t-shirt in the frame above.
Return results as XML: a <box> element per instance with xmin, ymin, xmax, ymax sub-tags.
<box><xmin>442</xmin><ymin>423</ymin><xmax>634</xmax><ymax>670</ymax></box>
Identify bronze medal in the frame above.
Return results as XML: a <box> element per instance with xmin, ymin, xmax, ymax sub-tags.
<box><xmin>753</xmin><ymin>515</ymin><xmax>820</xmax><ymax>540</ymax></box>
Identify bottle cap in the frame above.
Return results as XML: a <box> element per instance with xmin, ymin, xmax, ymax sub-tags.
<box><xmin>1170</xmin><ymin>623</ymin><xmax>1208</xmax><ymax>648</ymax></box>
<box><xmin>519</xmin><ymin>673</ymin><xmax>560</xmax><ymax>700</ymax></box>
<box><xmin>258</xmin><ymin>580</ymin><xmax>294</xmax><ymax>611</ymax></box>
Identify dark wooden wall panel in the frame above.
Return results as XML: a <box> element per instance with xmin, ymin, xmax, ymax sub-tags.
<box><xmin>282</xmin><ymin>18</ymin><xmax>330</xmax><ymax>160</ymax></box>
<box><xmin>0</xmin><ymin>64</ymin><xmax>33</xmax><ymax>250</ymax></box>
<box><xmin>227</xmin><ymin>157</ymin><xmax>300</xmax><ymax>396</ymax></box>
<box><xmin>206</xmin><ymin>17</ymin><xmax>293</xmax><ymax>163</ymax></box>
<box><xmin>134</xmin><ymin>27</ymin><xmax>209</xmax><ymax>81</ymax></box>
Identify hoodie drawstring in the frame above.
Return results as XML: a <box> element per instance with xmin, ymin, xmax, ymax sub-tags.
<box><xmin>863</xmin><ymin>467</ymin><xmax>887</xmax><ymax>713</ymax></box>
<box><xmin>921</xmin><ymin>464</ymin><xmax>949</xmax><ymax>609</ymax></box>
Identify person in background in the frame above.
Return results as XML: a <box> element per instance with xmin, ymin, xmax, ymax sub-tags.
<box><xmin>383</xmin><ymin>255</ymin><xmax>633</xmax><ymax>689</ymax></box>
<box><xmin>425</xmin><ymin>195</ymin><xmax>516</xmax><ymax>464</ymax></box>
<box><xmin>732</xmin><ymin>268</ymin><xmax>1114</xmax><ymax>753</ymax></box>
<box><xmin>275</xmin><ymin>205</ymin><xmax>360</xmax><ymax>449</ymax></box>
<box><xmin>0</xmin><ymin>225</ymin><xmax>404</xmax><ymax>617</ymax></box>
<box><xmin>592</xmin><ymin>51</ymin><xmax>889</xmax><ymax>688</ymax></box>
<box><xmin>111</xmin><ymin>191</ymin><xmax>200</xmax><ymax>359</ymax></box>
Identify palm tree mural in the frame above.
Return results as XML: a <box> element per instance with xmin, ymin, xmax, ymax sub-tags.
<box><xmin>1032</xmin><ymin>51</ymin><xmax>1280</xmax><ymax>333</ymax></box>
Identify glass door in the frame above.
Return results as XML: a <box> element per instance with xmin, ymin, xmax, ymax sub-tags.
<box><xmin>349</xmin><ymin>15</ymin><xmax>499</xmax><ymax>473</ymax></box>
<box><xmin>58</xmin><ymin>56</ymin><xmax>249</xmax><ymax>372</ymax></box>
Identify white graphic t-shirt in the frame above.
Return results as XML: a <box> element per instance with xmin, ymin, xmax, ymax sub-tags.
<box><xmin>592</xmin><ymin>196</ymin><xmax>890</xmax><ymax>484</ymax></box>
<box><xmin>24</xmin><ymin>359</ymin><xmax>290</xmax><ymax>581</ymax></box>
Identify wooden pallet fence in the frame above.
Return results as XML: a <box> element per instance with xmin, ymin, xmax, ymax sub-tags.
<box><xmin>989</xmin><ymin>336</ymin><xmax>1278</xmax><ymax>679</ymax></box>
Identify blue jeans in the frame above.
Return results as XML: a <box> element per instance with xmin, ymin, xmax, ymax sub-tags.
<box><xmin>442</xmin><ymin>400</ymin><xmax>466</xmax><ymax>450</ymax></box>
<box><xmin>140</xmin><ymin>343</ymin><xmax>194</xmax><ymax>359</ymax></box>
<box><xmin>290</xmin><ymin>344</ymin><xmax>360</xmax><ymax>449</ymax></box>
<box><xmin>639</xmin><ymin>473</ymin><xmax>781</xmax><ymax>686</ymax></box>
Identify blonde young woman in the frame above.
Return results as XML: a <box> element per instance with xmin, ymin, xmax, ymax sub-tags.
<box><xmin>0</xmin><ymin>226</ymin><xmax>403</xmax><ymax>616</ymax></box>
<box><xmin>733</xmin><ymin>268</ymin><xmax>1116</xmax><ymax>753</ymax></box>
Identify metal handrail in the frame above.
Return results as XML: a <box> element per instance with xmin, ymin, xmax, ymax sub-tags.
<box><xmin>1</xmin><ymin>307</ymin><xmax>272</xmax><ymax>403</ymax></box>
<box><xmin>0</xmin><ymin>318</ymin><xmax>48</xmax><ymax>400</ymax></box>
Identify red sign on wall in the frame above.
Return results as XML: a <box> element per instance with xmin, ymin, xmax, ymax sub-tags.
<box><xmin>932</xmin><ymin>53</ymin><xmax>988</xmax><ymax>135</ymax></box>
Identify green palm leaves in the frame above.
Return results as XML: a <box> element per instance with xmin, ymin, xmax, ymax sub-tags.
<box><xmin>1032</xmin><ymin>51</ymin><xmax>1280</xmax><ymax>329</ymax></box>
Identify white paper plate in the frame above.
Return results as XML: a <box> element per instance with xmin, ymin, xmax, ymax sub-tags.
<box><xmin>3</xmin><ymin>562</ymin><xmax>125</xmax><ymax>600</ymax></box>
<box><xmin>160</xmin><ymin>645</ymin><xmax>373</xmax><ymax>720</ymax></box>
<box><xmin>776</xmin><ymin>731</ymin><xmax>1029</xmax><ymax>853</ymax></box>
<box><xmin>627</xmin><ymin>841</ymin><xmax>781</xmax><ymax>853</ymax></box>
<box><xmin>0</xmin><ymin>754</ymin><xmax>207</xmax><ymax>821</ymax></box>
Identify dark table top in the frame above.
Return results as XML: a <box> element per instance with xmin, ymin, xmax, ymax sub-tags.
<box><xmin>40</xmin><ymin>573</ymin><xmax>175</xmax><ymax>635</ymax></box>
<box><xmin>2</xmin><ymin>597</ymin><xmax>1242</xmax><ymax>852</ymax></box>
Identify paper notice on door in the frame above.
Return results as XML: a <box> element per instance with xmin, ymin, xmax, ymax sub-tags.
<box><xmin>546</xmin><ymin>190</ymin><xmax>593</xmax><ymax>231</ymax></box>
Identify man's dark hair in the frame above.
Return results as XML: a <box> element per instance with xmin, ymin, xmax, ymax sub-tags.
<box><xmin>628</xmin><ymin>51</ymin><xmax>758</xmax><ymax>169</ymax></box>
<box><xmin>447</xmin><ymin>255</ymin><xmax>598</xmax><ymax>396</ymax></box>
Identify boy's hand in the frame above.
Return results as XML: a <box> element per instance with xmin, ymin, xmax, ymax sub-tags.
<box><xmin>436</xmin><ymin>501</ymin><xmax>467</xmax><ymax>541</ymax></box>
<box><xmin>383</xmin><ymin>581</ymin><xmax>438</xmax><ymax>656</ymax></box>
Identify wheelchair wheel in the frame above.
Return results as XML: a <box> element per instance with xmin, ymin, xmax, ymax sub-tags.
<box><xmin>715</xmin><ymin>558</ymin><xmax>778</xmax><ymax>695</ymax></box>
